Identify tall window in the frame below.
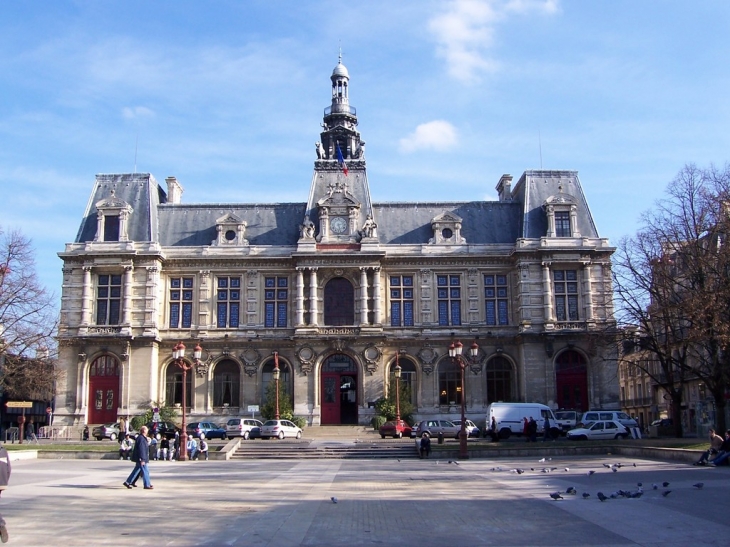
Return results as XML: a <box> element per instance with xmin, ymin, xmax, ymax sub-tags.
<box><xmin>484</xmin><ymin>274</ymin><xmax>509</xmax><ymax>325</ymax></box>
<box><xmin>438</xmin><ymin>360</ymin><xmax>462</xmax><ymax>405</ymax></box>
<box><xmin>262</xmin><ymin>360</ymin><xmax>291</xmax><ymax>403</ymax></box>
<box><xmin>391</xmin><ymin>358</ymin><xmax>417</xmax><ymax>405</ymax></box>
<box><xmin>213</xmin><ymin>360</ymin><xmax>240</xmax><ymax>407</ymax></box>
<box><xmin>554</xmin><ymin>269</ymin><xmax>579</xmax><ymax>321</ymax></box>
<box><xmin>165</xmin><ymin>366</ymin><xmax>192</xmax><ymax>407</ymax></box>
<box><xmin>486</xmin><ymin>356</ymin><xmax>513</xmax><ymax>402</ymax></box>
<box><xmin>169</xmin><ymin>277</ymin><xmax>194</xmax><ymax>329</ymax></box>
<box><xmin>390</xmin><ymin>275</ymin><xmax>414</xmax><ymax>327</ymax></box>
<box><xmin>103</xmin><ymin>215</ymin><xmax>120</xmax><ymax>241</ymax></box>
<box><xmin>96</xmin><ymin>274</ymin><xmax>122</xmax><ymax>325</ymax></box>
<box><xmin>437</xmin><ymin>274</ymin><xmax>461</xmax><ymax>326</ymax></box>
<box><xmin>555</xmin><ymin>211</ymin><xmax>571</xmax><ymax>237</ymax></box>
<box><xmin>217</xmin><ymin>276</ymin><xmax>241</xmax><ymax>328</ymax></box>
<box><xmin>264</xmin><ymin>276</ymin><xmax>288</xmax><ymax>328</ymax></box>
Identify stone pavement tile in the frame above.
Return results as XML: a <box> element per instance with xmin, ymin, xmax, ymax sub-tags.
<box><xmin>1</xmin><ymin>456</ymin><xmax>729</xmax><ymax>546</ymax></box>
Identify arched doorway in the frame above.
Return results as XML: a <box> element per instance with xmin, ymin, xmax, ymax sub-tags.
<box><xmin>485</xmin><ymin>356</ymin><xmax>514</xmax><ymax>403</ymax></box>
<box><xmin>321</xmin><ymin>354</ymin><xmax>358</xmax><ymax>424</ymax></box>
<box><xmin>555</xmin><ymin>350</ymin><xmax>588</xmax><ymax>411</ymax></box>
<box><xmin>88</xmin><ymin>355</ymin><xmax>120</xmax><ymax>424</ymax></box>
<box><xmin>324</xmin><ymin>277</ymin><xmax>354</xmax><ymax>326</ymax></box>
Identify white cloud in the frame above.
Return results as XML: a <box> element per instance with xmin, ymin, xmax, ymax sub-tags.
<box><xmin>399</xmin><ymin>120</ymin><xmax>458</xmax><ymax>153</ymax></box>
<box><xmin>122</xmin><ymin>106</ymin><xmax>155</xmax><ymax>120</ymax></box>
<box><xmin>428</xmin><ymin>0</ymin><xmax>559</xmax><ymax>83</ymax></box>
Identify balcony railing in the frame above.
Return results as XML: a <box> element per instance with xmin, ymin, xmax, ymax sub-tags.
<box><xmin>621</xmin><ymin>396</ymin><xmax>653</xmax><ymax>407</ymax></box>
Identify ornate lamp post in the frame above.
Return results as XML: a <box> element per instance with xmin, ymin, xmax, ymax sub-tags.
<box><xmin>394</xmin><ymin>356</ymin><xmax>402</xmax><ymax>424</ymax></box>
<box><xmin>171</xmin><ymin>341</ymin><xmax>202</xmax><ymax>461</ymax></box>
<box><xmin>449</xmin><ymin>340</ymin><xmax>479</xmax><ymax>460</ymax></box>
<box><xmin>272</xmin><ymin>351</ymin><xmax>281</xmax><ymax>420</ymax></box>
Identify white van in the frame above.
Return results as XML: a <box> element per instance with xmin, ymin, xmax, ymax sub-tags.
<box><xmin>486</xmin><ymin>402</ymin><xmax>562</xmax><ymax>439</ymax></box>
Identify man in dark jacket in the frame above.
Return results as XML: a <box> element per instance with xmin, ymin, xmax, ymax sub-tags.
<box><xmin>123</xmin><ymin>426</ymin><xmax>153</xmax><ymax>489</ymax></box>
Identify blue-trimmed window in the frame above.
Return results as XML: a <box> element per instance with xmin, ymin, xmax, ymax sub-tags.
<box><xmin>555</xmin><ymin>211</ymin><xmax>571</xmax><ymax>237</ymax></box>
<box><xmin>390</xmin><ymin>275</ymin><xmax>414</xmax><ymax>327</ymax></box>
<box><xmin>217</xmin><ymin>276</ymin><xmax>241</xmax><ymax>328</ymax></box>
<box><xmin>484</xmin><ymin>274</ymin><xmax>509</xmax><ymax>326</ymax></box>
<box><xmin>169</xmin><ymin>277</ymin><xmax>194</xmax><ymax>329</ymax></box>
<box><xmin>264</xmin><ymin>276</ymin><xmax>288</xmax><ymax>328</ymax></box>
<box><xmin>554</xmin><ymin>270</ymin><xmax>579</xmax><ymax>321</ymax></box>
<box><xmin>96</xmin><ymin>274</ymin><xmax>122</xmax><ymax>325</ymax></box>
<box><xmin>437</xmin><ymin>274</ymin><xmax>461</xmax><ymax>326</ymax></box>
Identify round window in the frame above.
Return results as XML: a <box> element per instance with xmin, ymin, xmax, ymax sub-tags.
<box><xmin>225</xmin><ymin>230</ymin><xmax>236</xmax><ymax>241</ymax></box>
<box><xmin>442</xmin><ymin>228</ymin><xmax>453</xmax><ymax>239</ymax></box>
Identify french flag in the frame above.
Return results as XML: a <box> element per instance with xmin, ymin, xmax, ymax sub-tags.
<box><xmin>336</xmin><ymin>143</ymin><xmax>349</xmax><ymax>176</ymax></box>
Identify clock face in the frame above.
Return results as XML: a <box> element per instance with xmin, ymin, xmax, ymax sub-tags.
<box><xmin>330</xmin><ymin>217</ymin><xmax>348</xmax><ymax>234</ymax></box>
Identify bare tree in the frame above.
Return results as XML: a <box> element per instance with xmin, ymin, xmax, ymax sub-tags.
<box><xmin>613</xmin><ymin>164</ymin><xmax>730</xmax><ymax>435</ymax></box>
<box><xmin>0</xmin><ymin>227</ymin><xmax>60</xmax><ymax>401</ymax></box>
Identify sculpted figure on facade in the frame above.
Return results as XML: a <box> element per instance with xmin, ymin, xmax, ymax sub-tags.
<box><xmin>361</xmin><ymin>214</ymin><xmax>377</xmax><ymax>238</ymax></box>
<box><xmin>300</xmin><ymin>215</ymin><xmax>316</xmax><ymax>239</ymax></box>
<box><xmin>315</xmin><ymin>142</ymin><xmax>326</xmax><ymax>159</ymax></box>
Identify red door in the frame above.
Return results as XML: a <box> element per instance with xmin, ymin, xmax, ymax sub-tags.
<box><xmin>321</xmin><ymin>373</ymin><xmax>340</xmax><ymax>425</ymax></box>
<box><xmin>88</xmin><ymin>356</ymin><xmax>120</xmax><ymax>424</ymax></box>
<box><xmin>555</xmin><ymin>350</ymin><xmax>588</xmax><ymax>411</ymax></box>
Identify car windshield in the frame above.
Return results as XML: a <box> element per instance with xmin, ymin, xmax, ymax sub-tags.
<box><xmin>581</xmin><ymin>422</ymin><xmax>595</xmax><ymax>429</ymax></box>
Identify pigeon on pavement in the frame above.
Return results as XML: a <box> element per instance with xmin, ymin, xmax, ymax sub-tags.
<box><xmin>566</xmin><ymin>486</ymin><xmax>576</xmax><ymax>495</ymax></box>
<box><xmin>550</xmin><ymin>492</ymin><xmax>563</xmax><ymax>500</ymax></box>
<box><xmin>663</xmin><ymin>482</ymin><xmax>670</xmax><ymax>487</ymax></box>
<box><xmin>582</xmin><ymin>492</ymin><xmax>590</xmax><ymax>499</ymax></box>
<box><xmin>597</xmin><ymin>492</ymin><xmax>608</xmax><ymax>502</ymax></box>
<box><xmin>331</xmin><ymin>497</ymin><xmax>338</xmax><ymax>504</ymax></box>
<box><xmin>662</xmin><ymin>490</ymin><xmax>672</xmax><ymax>497</ymax></box>
<box><xmin>693</xmin><ymin>482</ymin><xmax>704</xmax><ymax>489</ymax></box>
<box><xmin>652</xmin><ymin>483</ymin><xmax>658</xmax><ymax>490</ymax></box>
<box><xmin>603</xmin><ymin>463</ymin><xmax>611</xmax><ymax>468</ymax></box>
<box><xmin>588</xmin><ymin>470</ymin><xmax>595</xmax><ymax>476</ymax></box>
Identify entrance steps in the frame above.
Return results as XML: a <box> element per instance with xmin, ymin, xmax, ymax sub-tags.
<box><xmin>231</xmin><ymin>440</ymin><xmax>419</xmax><ymax>460</ymax></box>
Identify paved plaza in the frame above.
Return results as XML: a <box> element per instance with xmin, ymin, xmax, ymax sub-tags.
<box><xmin>2</xmin><ymin>453</ymin><xmax>729</xmax><ymax>546</ymax></box>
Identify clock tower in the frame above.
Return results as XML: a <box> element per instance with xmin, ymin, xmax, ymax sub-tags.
<box><xmin>302</xmin><ymin>54</ymin><xmax>376</xmax><ymax>246</ymax></box>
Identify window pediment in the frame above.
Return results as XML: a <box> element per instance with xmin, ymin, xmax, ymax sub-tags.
<box><xmin>429</xmin><ymin>211</ymin><xmax>466</xmax><ymax>245</ymax></box>
<box><xmin>212</xmin><ymin>213</ymin><xmax>248</xmax><ymax>246</ymax></box>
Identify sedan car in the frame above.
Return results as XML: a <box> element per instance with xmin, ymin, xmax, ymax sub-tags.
<box><xmin>379</xmin><ymin>420</ymin><xmax>412</xmax><ymax>439</ymax></box>
<box><xmin>147</xmin><ymin>421</ymin><xmax>180</xmax><ymax>440</ymax></box>
<box><xmin>260</xmin><ymin>419</ymin><xmax>303</xmax><ymax>440</ymax></box>
<box><xmin>92</xmin><ymin>422</ymin><xmax>123</xmax><ymax>441</ymax></box>
<box><xmin>566</xmin><ymin>420</ymin><xmax>629</xmax><ymax>440</ymax></box>
<box><xmin>226</xmin><ymin>418</ymin><xmax>264</xmax><ymax>439</ymax></box>
<box><xmin>452</xmin><ymin>419</ymin><xmax>480</xmax><ymax>438</ymax></box>
<box><xmin>186</xmin><ymin>421</ymin><xmax>227</xmax><ymax>440</ymax></box>
<box><xmin>415</xmin><ymin>419</ymin><xmax>462</xmax><ymax>439</ymax></box>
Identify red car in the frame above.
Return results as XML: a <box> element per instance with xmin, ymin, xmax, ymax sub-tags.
<box><xmin>379</xmin><ymin>420</ymin><xmax>412</xmax><ymax>439</ymax></box>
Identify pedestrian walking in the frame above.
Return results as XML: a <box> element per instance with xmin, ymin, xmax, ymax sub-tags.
<box><xmin>160</xmin><ymin>437</ymin><xmax>170</xmax><ymax>461</ymax></box>
<box><xmin>123</xmin><ymin>425</ymin><xmax>153</xmax><ymax>489</ymax></box>
<box><xmin>0</xmin><ymin>444</ymin><xmax>11</xmax><ymax>542</ymax></box>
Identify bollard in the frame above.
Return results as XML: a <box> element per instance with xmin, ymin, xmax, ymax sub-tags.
<box><xmin>437</xmin><ymin>431</ymin><xmax>444</xmax><ymax>445</ymax></box>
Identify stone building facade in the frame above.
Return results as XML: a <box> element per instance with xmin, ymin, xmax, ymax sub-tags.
<box><xmin>55</xmin><ymin>58</ymin><xmax>618</xmax><ymax>428</ymax></box>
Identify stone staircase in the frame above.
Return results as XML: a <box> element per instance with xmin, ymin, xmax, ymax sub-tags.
<box><xmin>231</xmin><ymin>425</ymin><xmax>420</xmax><ymax>460</ymax></box>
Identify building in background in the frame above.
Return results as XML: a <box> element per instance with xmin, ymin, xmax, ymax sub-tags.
<box><xmin>55</xmin><ymin>58</ymin><xmax>618</xmax><ymax>428</ymax></box>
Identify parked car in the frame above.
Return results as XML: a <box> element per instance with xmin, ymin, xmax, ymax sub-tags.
<box><xmin>415</xmin><ymin>419</ymin><xmax>461</xmax><ymax>439</ymax></box>
<box><xmin>147</xmin><ymin>421</ymin><xmax>180</xmax><ymax>440</ymax></box>
<box><xmin>650</xmin><ymin>418</ymin><xmax>673</xmax><ymax>427</ymax></box>
<box><xmin>226</xmin><ymin>418</ymin><xmax>264</xmax><ymax>439</ymax></box>
<box><xmin>379</xmin><ymin>420</ymin><xmax>412</xmax><ymax>439</ymax></box>
<box><xmin>260</xmin><ymin>419</ymin><xmax>303</xmax><ymax>440</ymax></box>
<box><xmin>92</xmin><ymin>422</ymin><xmax>126</xmax><ymax>441</ymax></box>
<box><xmin>451</xmin><ymin>419</ymin><xmax>480</xmax><ymax>438</ymax></box>
<box><xmin>554</xmin><ymin>410</ymin><xmax>579</xmax><ymax>434</ymax></box>
<box><xmin>567</xmin><ymin>420</ymin><xmax>629</xmax><ymax>440</ymax></box>
<box><xmin>186</xmin><ymin>421</ymin><xmax>227</xmax><ymax>440</ymax></box>
<box><xmin>579</xmin><ymin>411</ymin><xmax>638</xmax><ymax>429</ymax></box>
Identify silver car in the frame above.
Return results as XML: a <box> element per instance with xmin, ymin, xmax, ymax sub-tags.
<box><xmin>415</xmin><ymin>419</ymin><xmax>461</xmax><ymax>439</ymax></box>
<box><xmin>226</xmin><ymin>418</ymin><xmax>263</xmax><ymax>439</ymax></box>
<box><xmin>260</xmin><ymin>419</ymin><xmax>303</xmax><ymax>440</ymax></box>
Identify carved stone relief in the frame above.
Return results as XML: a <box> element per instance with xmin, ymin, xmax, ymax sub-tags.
<box><xmin>239</xmin><ymin>347</ymin><xmax>261</xmax><ymax>377</ymax></box>
<box><xmin>296</xmin><ymin>345</ymin><xmax>317</xmax><ymax>376</ymax></box>
<box><xmin>361</xmin><ymin>345</ymin><xmax>381</xmax><ymax>375</ymax></box>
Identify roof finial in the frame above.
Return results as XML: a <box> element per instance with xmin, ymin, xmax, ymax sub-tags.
<box><xmin>339</xmin><ymin>41</ymin><xmax>342</xmax><ymax>64</ymax></box>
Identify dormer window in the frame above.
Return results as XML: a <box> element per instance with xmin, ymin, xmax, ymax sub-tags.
<box><xmin>543</xmin><ymin>193</ymin><xmax>580</xmax><ymax>238</ymax></box>
<box><xmin>555</xmin><ymin>211</ymin><xmax>571</xmax><ymax>237</ymax></box>
<box><xmin>94</xmin><ymin>191</ymin><xmax>132</xmax><ymax>242</ymax></box>
<box><xmin>429</xmin><ymin>212</ymin><xmax>466</xmax><ymax>245</ymax></box>
<box><xmin>212</xmin><ymin>213</ymin><xmax>248</xmax><ymax>246</ymax></box>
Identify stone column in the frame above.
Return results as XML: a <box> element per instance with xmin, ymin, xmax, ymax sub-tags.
<box><xmin>542</xmin><ymin>262</ymin><xmax>554</xmax><ymax>321</ymax></box>
<box><xmin>122</xmin><ymin>265</ymin><xmax>133</xmax><ymax>326</ymax></box>
<box><xmin>373</xmin><ymin>267</ymin><xmax>382</xmax><ymax>325</ymax></box>
<box><xmin>360</xmin><ymin>267</ymin><xmax>369</xmax><ymax>325</ymax></box>
<box><xmin>296</xmin><ymin>268</ymin><xmax>305</xmax><ymax>326</ymax></box>
<box><xmin>583</xmin><ymin>262</ymin><xmax>594</xmax><ymax>321</ymax></box>
<box><xmin>309</xmin><ymin>268</ymin><xmax>319</xmax><ymax>326</ymax></box>
<box><xmin>81</xmin><ymin>266</ymin><xmax>93</xmax><ymax>326</ymax></box>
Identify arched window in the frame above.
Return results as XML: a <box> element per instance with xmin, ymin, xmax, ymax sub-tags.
<box><xmin>390</xmin><ymin>358</ymin><xmax>417</xmax><ymax>405</ymax></box>
<box><xmin>261</xmin><ymin>359</ymin><xmax>292</xmax><ymax>404</ymax></box>
<box><xmin>486</xmin><ymin>356</ymin><xmax>513</xmax><ymax>403</ymax></box>
<box><xmin>213</xmin><ymin>360</ymin><xmax>240</xmax><ymax>407</ymax></box>
<box><xmin>438</xmin><ymin>360</ymin><xmax>462</xmax><ymax>405</ymax></box>
<box><xmin>165</xmin><ymin>364</ymin><xmax>192</xmax><ymax>407</ymax></box>
<box><xmin>324</xmin><ymin>277</ymin><xmax>354</xmax><ymax>326</ymax></box>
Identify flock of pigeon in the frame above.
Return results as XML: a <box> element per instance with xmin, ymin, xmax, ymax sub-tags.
<box><xmin>489</xmin><ymin>457</ymin><xmax>707</xmax><ymax>502</ymax></box>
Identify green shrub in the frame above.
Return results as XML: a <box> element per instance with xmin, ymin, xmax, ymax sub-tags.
<box><xmin>371</xmin><ymin>415</ymin><xmax>387</xmax><ymax>430</ymax></box>
<box><xmin>291</xmin><ymin>416</ymin><xmax>307</xmax><ymax>429</ymax></box>
<box><xmin>261</xmin><ymin>381</ymin><xmax>294</xmax><ymax>421</ymax></box>
<box><xmin>129</xmin><ymin>402</ymin><xmax>179</xmax><ymax>431</ymax></box>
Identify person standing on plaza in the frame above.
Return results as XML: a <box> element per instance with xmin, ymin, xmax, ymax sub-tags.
<box><xmin>123</xmin><ymin>425</ymin><xmax>153</xmax><ymax>489</ymax></box>
<box><xmin>543</xmin><ymin>416</ymin><xmax>552</xmax><ymax>442</ymax></box>
<box><xmin>522</xmin><ymin>417</ymin><xmax>529</xmax><ymax>438</ymax></box>
<box><xmin>118</xmin><ymin>416</ymin><xmax>127</xmax><ymax>443</ymax></box>
<box><xmin>0</xmin><ymin>444</ymin><xmax>11</xmax><ymax>542</ymax></box>
<box><xmin>172</xmin><ymin>431</ymin><xmax>180</xmax><ymax>461</ymax></box>
<box><xmin>527</xmin><ymin>417</ymin><xmax>538</xmax><ymax>442</ymax></box>
<box><xmin>160</xmin><ymin>437</ymin><xmax>170</xmax><ymax>461</ymax></box>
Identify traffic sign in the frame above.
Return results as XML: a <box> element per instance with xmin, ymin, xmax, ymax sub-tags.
<box><xmin>6</xmin><ymin>401</ymin><xmax>33</xmax><ymax>408</ymax></box>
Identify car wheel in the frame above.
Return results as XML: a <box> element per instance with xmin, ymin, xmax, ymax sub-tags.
<box><xmin>296</xmin><ymin>431</ymin><xmax>302</xmax><ymax>439</ymax></box>
<box><xmin>278</xmin><ymin>431</ymin><xmax>285</xmax><ymax>440</ymax></box>
<box><xmin>615</xmin><ymin>434</ymin><xmax>625</xmax><ymax>440</ymax></box>
<box><xmin>221</xmin><ymin>434</ymin><xmax>227</xmax><ymax>440</ymax></box>
<box><xmin>243</xmin><ymin>431</ymin><xmax>250</xmax><ymax>440</ymax></box>
<box><xmin>499</xmin><ymin>428</ymin><xmax>511</xmax><ymax>440</ymax></box>
<box><xmin>380</xmin><ymin>434</ymin><xmax>386</xmax><ymax>439</ymax></box>
<box><xmin>200</xmin><ymin>433</ymin><xmax>206</xmax><ymax>440</ymax></box>
<box><xmin>110</xmin><ymin>433</ymin><xmax>117</xmax><ymax>442</ymax></box>
<box><xmin>96</xmin><ymin>437</ymin><xmax>102</xmax><ymax>441</ymax></box>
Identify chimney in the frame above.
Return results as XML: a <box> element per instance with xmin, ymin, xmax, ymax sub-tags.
<box><xmin>496</xmin><ymin>174</ymin><xmax>513</xmax><ymax>202</ymax></box>
<box><xmin>165</xmin><ymin>176</ymin><xmax>184</xmax><ymax>205</ymax></box>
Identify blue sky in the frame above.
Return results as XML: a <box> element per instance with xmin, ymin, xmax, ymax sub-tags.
<box><xmin>1</xmin><ymin>1</ymin><xmax>729</xmax><ymax>297</ymax></box>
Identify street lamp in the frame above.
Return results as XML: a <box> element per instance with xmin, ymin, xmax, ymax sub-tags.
<box><xmin>449</xmin><ymin>340</ymin><xmax>479</xmax><ymax>460</ymax></box>
<box><xmin>171</xmin><ymin>341</ymin><xmax>202</xmax><ymax>462</ymax></box>
<box><xmin>272</xmin><ymin>351</ymin><xmax>281</xmax><ymax>420</ymax></box>
<box><xmin>394</xmin><ymin>355</ymin><xmax>402</xmax><ymax>424</ymax></box>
